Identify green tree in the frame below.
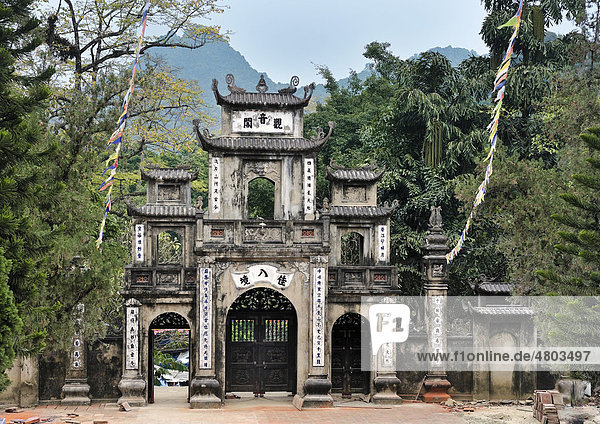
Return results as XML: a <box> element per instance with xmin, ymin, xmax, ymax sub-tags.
<box><xmin>538</xmin><ymin>127</ymin><xmax>600</xmax><ymax>294</ymax></box>
<box><xmin>307</xmin><ymin>43</ymin><xmax>490</xmax><ymax>294</ymax></box>
<box><xmin>0</xmin><ymin>0</ymin><xmax>54</xmax><ymax>389</ymax></box>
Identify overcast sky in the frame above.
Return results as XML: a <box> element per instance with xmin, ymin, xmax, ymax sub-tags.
<box><xmin>204</xmin><ymin>0</ymin><xmax>577</xmax><ymax>84</ymax></box>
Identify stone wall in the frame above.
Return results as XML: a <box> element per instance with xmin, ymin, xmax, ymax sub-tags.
<box><xmin>39</xmin><ymin>351</ymin><xmax>67</xmax><ymax>401</ymax></box>
<box><xmin>87</xmin><ymin>336</ymin><xmax>122</xmax><ymax>400</ymax></box>
<box><xmin>38</xmin><ymin>336</ymin><xmax>123</xmax><ymax>402</ymax></box>
<box><xmin>0</xmin><ymin>357</ymin><xmax>39</xmax><ymax>407</ymax></box>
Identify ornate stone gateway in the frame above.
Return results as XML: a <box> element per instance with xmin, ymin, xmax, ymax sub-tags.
<box><xmin>226</xmin><ymin>288</ymin><xmax>296</xmax><ymax>393</ymax></box>
<box><xmin>118</xmin><ymin>73</ymin><xmax>400</xmax><ymax>408</ymax></box>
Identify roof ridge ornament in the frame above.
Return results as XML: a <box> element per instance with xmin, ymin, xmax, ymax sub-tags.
<box><xmin>278</xmin><ymin>76</ymin><xmax>299</xmax><ymax>94</ymax></box>
<box><xmin>310</xmin><ymin>121</ymin><xmax>335</xmax><ymax>142</ymax></box>
<box><xmin>303</xmin><ymin>82</ymin><xmax>315</xmax><ymax>99</ymax></box>
<box><xmin>226</xmin><ymin>73</ymin><xmax>246</xmax><ymax>94</ymax></box>
<box><xmin>256</xmin><ymin>74</ymin><xmax>268</xmax><ymax>93</ymax></box>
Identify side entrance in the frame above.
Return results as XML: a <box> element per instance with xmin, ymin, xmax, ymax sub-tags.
<box><xmin>225</xmin><ymin>288</ymin><xmax>297</xmax><ymax>394</ymax></box>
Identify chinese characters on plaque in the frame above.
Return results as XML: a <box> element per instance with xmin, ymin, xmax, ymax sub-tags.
<box><xmin>72</xmin><ymin>303</ymin><xmax>84</xmax><ymax>369</ymax></box>
<box><xmin>430</xmin><ymin>295</ymin><xmax>444</xmax><ymax>367</ymax></box>
<box><xmin>134</xmin><ymin>223</ymin><xmax>144</xmax><ymax>263</ymax></box>
<box><xmin>304</xmin><ymin>158</ymin><xmax>315</xmax><ymax>215</ymax></box>
<box><xmin>377</xmin><ymin>225</ymin><xmax>388</xmax><ymax>262</ymax></box>
<box><xmin>125</xmin><ymin>305</ymin><xmax>139</xmax><ymax>370</ymax></box>
<box><xmin>312</xmin><ymin>267</ymin><xmax>325</xmax><ymax>367</ymax></box>
<box><xmin>231</xmin><ymin>264</ymin><xmax>293</xmax><ymax>290</ymax></box>
<box><xmin>231</xmin><ymin>110</ymin><xmax>293</xmax><ymax>134</ymax></box>
<box><xmin>211</xmin><ymin>157</ymin><xmax>221</xmax><ymax>213</ymax></box>
<box><xmin>200</xmin><ymin>268</ymin><xmax>213</xmax><ymax>369</ymax></box>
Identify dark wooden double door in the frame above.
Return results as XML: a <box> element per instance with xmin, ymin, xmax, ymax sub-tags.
<box><xmin>226</xmin><ymin>311</ymin><xmax>296</xmax><ymax>393</ymax></box>
<box><xmin>331</xmin><ymin>313</ymin><xmax>370</xmax><ymax>395</ymax></box>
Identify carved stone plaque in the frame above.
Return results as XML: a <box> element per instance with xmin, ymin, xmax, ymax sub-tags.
<box><xmin>243</xmin><ymin>226</ymin><xmax>282</xmax><ymax>243</ymax></box>
<box><xmin>343</xmin><ymin>185</ymin><xmax>366</xmax><ymax>202</ymax></box>
<box><xmin>158</xmin><ymin>184</ymin><xmax>180</xmax><ymax>201</ymax></box>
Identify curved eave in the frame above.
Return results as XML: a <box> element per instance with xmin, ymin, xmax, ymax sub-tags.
<box><xmin>140</xmin><ymin>168</ymin><xmax>198</xmax><ymax>182</ymax></box>
<box><xmin>124</xmin><ymin>199</ymin><xmax>196</xmax><ymax>218</ymax></box>
<box><xmin>211</xmin><ymin>78</ymin><xmax>314</xmax><ymax>108</ymax></box>
<box><xmin>193</xmin><ymin>120</ymin><xmax>331</xmax><ymax>153</ymax></box>
<box><xmin>326</xmin><ymin>205</ymin><xmax>396</xmax><ymax>219</ymax></box>
<box><xmin>325</xmin><ymin>167</ymin><xmax>385</xmax><ymax>183</ymax></box>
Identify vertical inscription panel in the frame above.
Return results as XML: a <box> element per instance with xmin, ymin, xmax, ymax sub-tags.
<box><xmin>134</xmin><ymin>224</ymin><xmax>144</xmax><ymax>263</ymax></box>
<box><xmin>211</xmin><ymin>157</ymin><xmax>221</xmax><ymax>214</ymax></box>
<box><xmin>312</xmin><ymin>267</ymin><xmax>325</xmax><ymax>367</ymax></box>
<box><xmin>125</xmin><ymin>306</ymin><xmax>139</xmax><ymax>370</ymax></box>
<box><xmin>304</xmin><ymin>158</ymin><xmax>315</xmax><ymax>215</ymax></box>
<box><xmin>377</xmin><ymin>225</ymin><xmax>388</xmax><ymax>263</ymax></box>
<box><xmin>199</xmin><ymin>268</ymin><xmax>213</xmax><ymax>369</ymax></box>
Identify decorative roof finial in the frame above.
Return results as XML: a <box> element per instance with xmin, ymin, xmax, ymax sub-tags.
<box><xmin>278</xmin><ymin>76</ymin><xmax>299</xmax><ymax>94</ymax></box>
<box><xmin>226</xmin><ymin>73</ymin><xmax>246</xmax><ymax>94</ymax></box>
<box><xmin>256</xmin><ymin>75</ymin><xmax>268</xmax><ymax>93</ymax></box>
<box><xmin>428</xmin><ymin>205</ymin><xmax>443</xmax><ymax>231</ymax></box>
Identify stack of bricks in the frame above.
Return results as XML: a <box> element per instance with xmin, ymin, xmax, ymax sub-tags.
<box><xmin>533</xmin><ymin>390</ymin><xmax>563</xmax><ymax>423</ymax></box>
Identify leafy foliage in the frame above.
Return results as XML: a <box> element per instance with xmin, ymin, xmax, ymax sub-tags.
<box><xmin>538</xmin><ymin>127</ymin><xmax>600</xmax><ymax>293</ymax></box>
<box><xmin>0</xmin><ymin>0</ymin><xmax>55</xmax><ymax>389</ymax></box>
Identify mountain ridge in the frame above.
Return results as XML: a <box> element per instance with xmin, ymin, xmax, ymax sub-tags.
<box><xmin>150</xmin><ymin>40</ymin><xmax>480</xmax><ymax>129</ymax></box>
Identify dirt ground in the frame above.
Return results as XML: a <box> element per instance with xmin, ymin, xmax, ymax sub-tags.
<box><xmin>454</xmin><ymin>405</ymin><xmax>600</xmax><ymax>424</ymax></box>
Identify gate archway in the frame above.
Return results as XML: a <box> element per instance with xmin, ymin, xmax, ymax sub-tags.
<box><xmin>331</xmin><ymin>313</ymin><xmax>370</xmax><ymax>396</ymax></box>
<box><xmin>148</xmin><ymin>312</ymin><xmax>190</xmax><ymax>404</ymax></box>
<box><xmin>225</xmin><ymin>288</ymin><xmax>297</xmax><ymax>394</ymax></box>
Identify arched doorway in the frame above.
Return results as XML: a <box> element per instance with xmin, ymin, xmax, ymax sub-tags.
<box><xmin>247</xmin><ymin>177</ymin><xmax>275</xmax><ymax>219</ymax></box>
<box><xmin>226</xmin><ymin>288</ymin><xmax>297</xmax><ymax>395</ymax></box>
<box><xmin>148</xmin><ymin>312</ymin><xmax>190</xmax><ymax>404</ymax></box>
<box><xmin>331</xmin><ymin>313</ymin><xmax>370</xmax><ymax>396</ymax></box>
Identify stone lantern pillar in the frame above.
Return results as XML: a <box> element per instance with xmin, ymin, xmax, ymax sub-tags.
<box><xmin>61</xmin><ymin>303</ymin><xmax>90</xmax><ymax>405</ymax></box>
<box><xmin>117</xmin><ymin>298</ymin><xmax>146</xmax><ymax>406</ymax></box>
<box><xmin>190</xmin><ymin>256</ymin><xmax>221</xmax><ymax>409</ymax></box>
<box><xmin>301</xmin><ymin>256</ymin><xmax>333</xmax><ymax>408</ymax></box>
<box><xmin>421</xmin><ymin>206</ymin><xmax>452</xmax><ymax>402</ymax></box>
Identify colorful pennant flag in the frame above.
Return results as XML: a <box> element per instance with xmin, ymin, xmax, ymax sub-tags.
<box><xmin>446</xmin><ymin>0</ymin><xmax>524</xmax><ymax>263</ymax></box>
<box><xmin>96</xmin><ymin>0</ymin><xmax>151</xmax><ymax>248</ymax></box>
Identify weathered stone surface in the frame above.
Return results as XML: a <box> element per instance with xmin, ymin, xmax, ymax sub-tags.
<box><xmin>61</xmin><ymin>381</ymin><xmax>90</xmax><ymax>406</ymax></box>
<box><xmin>189</xmin><ymin>377</ymin><xmax>221</xmax><ymax>409</ymax></box>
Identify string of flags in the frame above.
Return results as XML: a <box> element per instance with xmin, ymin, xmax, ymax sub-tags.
<box><xmin>96</xmin><ymin>1</ymin><xmax>151</xmax><ymax>248</ymax></box>
<box><xmin>446</xmin><ymin>0</ymin><xmax>524</xmax><ymax>263</ymax></box>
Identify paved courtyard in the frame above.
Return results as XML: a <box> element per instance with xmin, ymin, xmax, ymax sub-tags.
<box><xmin>1</xmin><ymin>387</ymin><xmax>468</xmax><ymax>424</ymax></box>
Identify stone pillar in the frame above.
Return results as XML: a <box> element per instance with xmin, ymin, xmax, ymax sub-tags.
<box><xmin>61</xmin><ymin>303</ymin><xmax>90</xmax><ymax>406</ymax></box>
<box><xmin>371</xmin><ymin>297</ymin><xmax>402</xmax><ymax>405</ymax></box>
<box><xmin>301</xmin><ymin>256</ymin><xmax>333</xmax><ymax>408</ymax></box>
<box><xmin>117</xmin><ymin>298</ymin><xmax>146</xmax><ymax>406</ymax></box>
<box><xmin>190</xmin><ymin>256</ymin><xmax>221</xmax><ymax>409</ymax></box>
<box><xmin>372</xmin><ymin>351</ymin><xmax>402</xmax><ymax>404</ymax></box>
<box><xmin>421</xmin><ymin>206</ymin><xmax>452</xmax><ymax>402</ymax></box>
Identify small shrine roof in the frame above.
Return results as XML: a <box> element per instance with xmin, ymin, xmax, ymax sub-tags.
<box><xmin>470</xmin><ymin>305</ymin><xmax>534</xmax><ymax>316</ymax></box>
<box><xmin>326</xmin><ymin>164</ymin><xmax>385</xmax><ymax>183</ymax></box>
<box><xmin>327</xmin><ymin>205</ymin><xmax>395</xmax><ymax>218</ymax></box>
<box><xmin>193</xmin><ymin>121</ymin><xmax>334</xmax><ymax>153</ymax></box>
<box><xmin>125</xmin><ymin>201</ymin><xmax>197</xmax><ymax>218</ymax></box>
<box><xmin>140</xmin><ymin>168</ymin><xmax>198</xmax><ymax>182</ymax></box>
<box><xmin>477</xmin><ymin>282</ymin><xmax>514</xmax><ymax>294</ymax></box>
<box><xmin>212</xmin><ymin>74</ymin><xmax>315</xmax><ymax>108</ymax></box>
